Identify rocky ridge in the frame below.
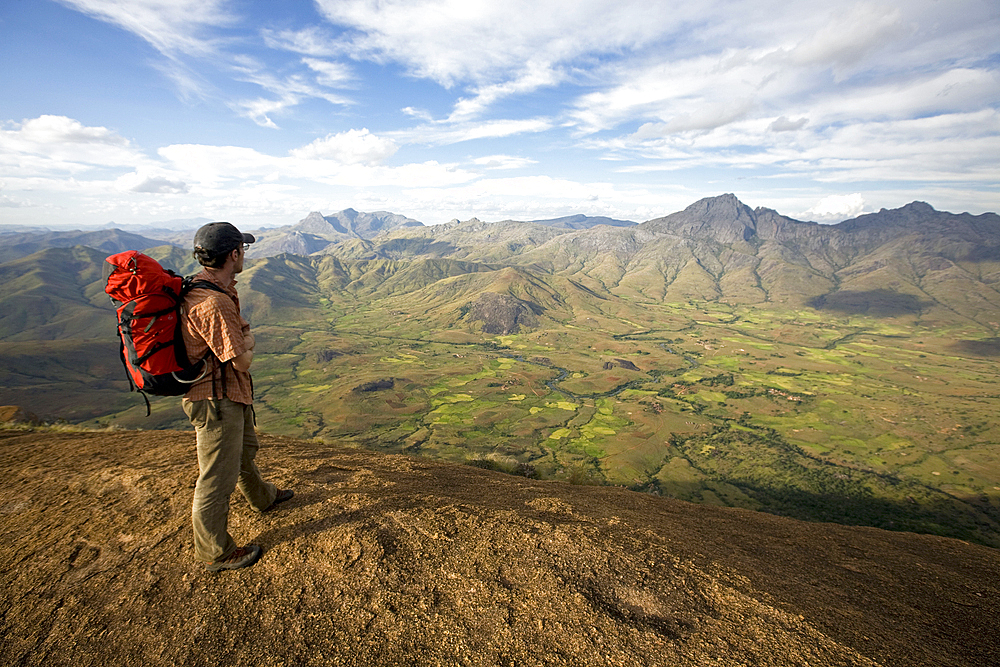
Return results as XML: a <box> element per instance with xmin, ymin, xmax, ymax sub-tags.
<box><xmin>1</xmin><ymin>426</ymin><xmax>998</xmax><ymax>666</ymax></box>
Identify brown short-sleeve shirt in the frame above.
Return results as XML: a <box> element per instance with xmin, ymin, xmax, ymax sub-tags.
<box><xmin>181</xmin><ymin>269</ymin><xmax>253</xmax><ymax>404</ymax></box>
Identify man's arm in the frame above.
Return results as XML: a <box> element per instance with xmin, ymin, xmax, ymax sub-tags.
<box><xmin>230</xmin><ymin>331</ymin><xmax>255</xmax><ymax>371</ymax></box>
<box><xmin>231</xmin><ymin>349</ymin><xmax>253</xmax><ymax>372</ymax></box>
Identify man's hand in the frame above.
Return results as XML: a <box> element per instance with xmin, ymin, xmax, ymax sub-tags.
<box><xmin>231</xmin><ymin>349</ymin><xmax>254</xmax><ymax>372</ymax></box>
<box><xmin>244</xmin><ymin>331</ymin><xmax>255</xmax><ymax>351</ymax></box>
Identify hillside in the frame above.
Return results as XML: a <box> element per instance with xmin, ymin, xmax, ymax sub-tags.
<box><xmin>0</xmin><ymin>228</ymin><xmax>176</xmax><ymax>265</ymax></box>
<box><xmin>1</xmin><ymin>426</ymin><xmax>998</xmax><ymax>667</ymax></box>
<box><xmin>248</xmin><ymin>209</ymin><xmax>425</xmax><ymax>258</ymax></box>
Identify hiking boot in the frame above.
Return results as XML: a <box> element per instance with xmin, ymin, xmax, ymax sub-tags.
<box><xmin>206</xmin><ymin>544</ymin><xmax>262</xmax><ymax>572</ymax></box>
<box><xmin>265</xmin><ymin>488</ymin><xmax>294</xmax><ymax>512</ymax></box>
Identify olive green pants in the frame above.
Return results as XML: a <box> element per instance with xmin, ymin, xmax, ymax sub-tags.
<box><xmin>183</xmin><ymin>398</ymin><xmax>277</xmax><ymax>562</ymax></box>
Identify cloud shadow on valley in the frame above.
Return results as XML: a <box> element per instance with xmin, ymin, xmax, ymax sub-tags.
<box><xmin>807</xmin><ymin>289</ymin><xmax>931</xmax><ymax>317</ymax></box>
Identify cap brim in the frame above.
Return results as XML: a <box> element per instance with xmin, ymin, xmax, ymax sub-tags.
<box><xmin>242</xmin><ymin>232</ymin><xmax>255</xmax><ymax>244</ymax></box>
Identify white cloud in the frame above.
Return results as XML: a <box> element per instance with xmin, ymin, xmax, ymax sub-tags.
<box><xmin>787</xmin><ymin>4</ymin><xmax>906</xmax><ymax>75</ymax></box>
<box><xmin>55</xmin><ymin>0</ymin><xmax>232</xmax><ymax>57</ymax></box>
<box><xmin>230</xmin><ymin>68</ymin><xmax>355</xmax><ymax>127</ymax></box>
<box><xmin>58</xmin><ymin>2</ymin><xmax>354</xmax><ymax>124</ymax></box>
<box><xmin>769</xmin><ymin>116</ymin><xmax>808</xmax><ymax>132</ymax></box>
<box><xmin>262</xmin><ymin>26</ymin><xmax>340</xmax><ymax>58</ymax></box>
<box><xmin>395</xmin><ymin>118</ymin><xmax>555</xmax><ymax>146</ymax></box>
<box><xmin>473</xmin><ymin>155</ymin><xmax>537</xmax><ymax>170</ymax></box>
<box><xmin>312</xmin><ymin>0</ymin><xmax>712</xmax><ymax>119</ymax></box>
<box><xmin>804</xmin><ymin>193</ymin><xmax>867</xmax><ymax>222</ymax></box>
<box><xmin>302</xmin><ymin>58</ymin><xmax>354</xmax><ymax>87</ymax></box>
<box><xmin>600</xmin><ymin>108</ymin><xmax>1000</xmax><ymax>188</ymax></box>
<box><xmin>448</xmin><ymin>62</ymin><xmax>560</xmax><ymax>122</ymax></box>
<box><xmin>0</xmin><ymin>115</ymin><xmax>145</xmax><ymax>172</ymax></box>
<box><xmin>290</xmin><ymin>129</ymin><xmax>398</xmax><ymax>165</ymax></box>
<box><xmin>115</xmin><ymin>171</ymin><xmax>189</xmax><ymax>194</ymax></box>
<box><xmin>156</xmin><ymin>137</ymin><xmax>478</xmax><ymax>190</ymax></box>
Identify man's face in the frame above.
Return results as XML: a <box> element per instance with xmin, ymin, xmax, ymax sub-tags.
<box><xmin>233</xmin><ymin>245</ymin><xmax>245</xmax><ymax>274</ymax></box>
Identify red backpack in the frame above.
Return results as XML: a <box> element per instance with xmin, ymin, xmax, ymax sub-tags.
<box><xmin>103</xmin><ymin>251</ymin><xmax>225</xmax><ymax>413</ymax></box>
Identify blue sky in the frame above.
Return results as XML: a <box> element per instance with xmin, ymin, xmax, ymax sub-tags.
<box><xmin>1</xmin><ymin>0</ymin><xmax>998</xmax><ymax>229</ymax></box>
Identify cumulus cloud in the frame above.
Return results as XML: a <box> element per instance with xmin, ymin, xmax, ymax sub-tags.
<box><xmin>116</xmin><ymin>171</ymin><xmax>189</xmax><ymax>194</ymax></box>
<box><xmin>290</xmin><ymin>129</ymin><xmax>398</xmax><ymax>165</ymax></box>
<box><xmin>804</xmin><ymin>193</ymin><xmax>867</xmax><ymax>222</ymax></box>
<box><xmin>156</xmin><ymin>138</ymin><xmax>477</xmax><ymax>190</ymax></box>
<box><xmin>0</xmin><ymin>115</ymin><xmax>144</xmax><ymax>170</ymax></box>
<box><xmin>769</xmin><ymin>116</ymin><xmax>808</xmax><ymax>132</ymax></box>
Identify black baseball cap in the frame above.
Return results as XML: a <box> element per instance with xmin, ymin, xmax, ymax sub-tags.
<box><xmin>193</xmin><ymin>222</ymin><xmax>255</xmax><ymax>255</ymax></box>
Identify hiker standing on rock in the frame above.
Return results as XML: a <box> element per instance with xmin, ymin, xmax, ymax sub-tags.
<box><xmin>181</xmin><ymin>222</ymin><xmax>293</xmax><ymax>572</ymax></box>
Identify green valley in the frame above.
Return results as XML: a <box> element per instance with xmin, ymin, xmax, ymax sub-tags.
<box><xmin>2</xmin><ymin>195</ymin><xmax>999</xmax><ymax>547</ymax></box>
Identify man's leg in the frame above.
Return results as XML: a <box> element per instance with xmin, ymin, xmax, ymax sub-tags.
<box><xmin>236</xmin><ymin>401</ymin><xmax>277</xmax><ymax>511</ymax></box>
<box><xmin>183</xmin><ymin>398</ymin><xmax>242</xmax><ymax>562</ymax></box>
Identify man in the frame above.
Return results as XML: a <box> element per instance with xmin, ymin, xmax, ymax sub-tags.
<box><xmin>181</xmin><ymin>221</ymin><xmax>293</xmax><ymax>572</ymax></box>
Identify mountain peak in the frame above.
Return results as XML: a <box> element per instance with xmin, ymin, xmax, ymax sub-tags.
<box><xmin>642</xmin><ymin>193</ymin><xmax>758</xmax><ymax>243</ymax></box>
<box><xmin>900</xmin><ymin>201</ymin><xmax>936</xmax><ymax>214</ymax></box>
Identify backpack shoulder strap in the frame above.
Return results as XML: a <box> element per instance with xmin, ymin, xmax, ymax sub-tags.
<box><xmin>180</xmin><ymin>277</ymin><xmax>237</xmax><ymax>405</ymax></box>
<box><xmin>181</xmin><ymin>277</ymin><xmax>229</xmax><ymax>297</ymax></box>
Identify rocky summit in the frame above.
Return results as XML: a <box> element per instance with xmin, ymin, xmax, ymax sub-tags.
<box><xmin>1</xmin><ymin>426</ymin><xmax>998</xmax><ymax>666</ymax></box>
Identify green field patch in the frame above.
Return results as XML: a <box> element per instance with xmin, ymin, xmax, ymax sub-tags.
<box><xmin>706</xmin><ymin>356</ymin><xmax>743</xmax><ymax>371</ymax></box>
<box><xmin>509</xmin><ymin>394</ymin><xmax>526</xmax><ymax>401</ymax></box>
<box><xmin>812</xmin><ymin>374</ymin><xmax>861</xmax><ymax>387</ymax></box>
<box><xmin>432</xmin><ymin>393</ymin><xmax>474</xmax><ymax>406</ymax></box>
<box><xmin>618</xmin><ymin>389</ymin><xmax>656</xmax><ymax>400</ymax></box>
<box><xmin>380</xmin><ymin>354</ymin><xmax>420</xmax><ymax>363</ymax></box>
<box><xmin>548</xmin><ymin>401</ymin><xmax>578</xmax><ymax>411</ymax></box>
<box><xmin>426</xmin><ymin>403</ymin><xmax>475</xmax><ymax>425</ymax></box>
<box><xmin>903</xmin><ymin>455</ymin><xmax>955</xmax><ymax>479</ymax></box>
<box><xmin>828</xmin><ymin>434</ymin><xmax>869</xmax><ymax>450</ymax></box>
<box><xmin>295</xmin><ymin>384</ymin><xmax>333</xmax><ymax>393</ymax></box>
<box><xmin>657</xmin><ymin>457</ymin><xmax>704</xmax><ymax>485</ymax></box>
<box><xmin>869</xmin><ymin>434</ymin><xmax>912</xmax><ymax>450</ymax></box>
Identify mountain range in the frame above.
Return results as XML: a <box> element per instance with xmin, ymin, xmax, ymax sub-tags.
<box><xmin>9</xmin><ymin>195</ymin><xmax>997</xmax><ymax>325</ymax></box>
